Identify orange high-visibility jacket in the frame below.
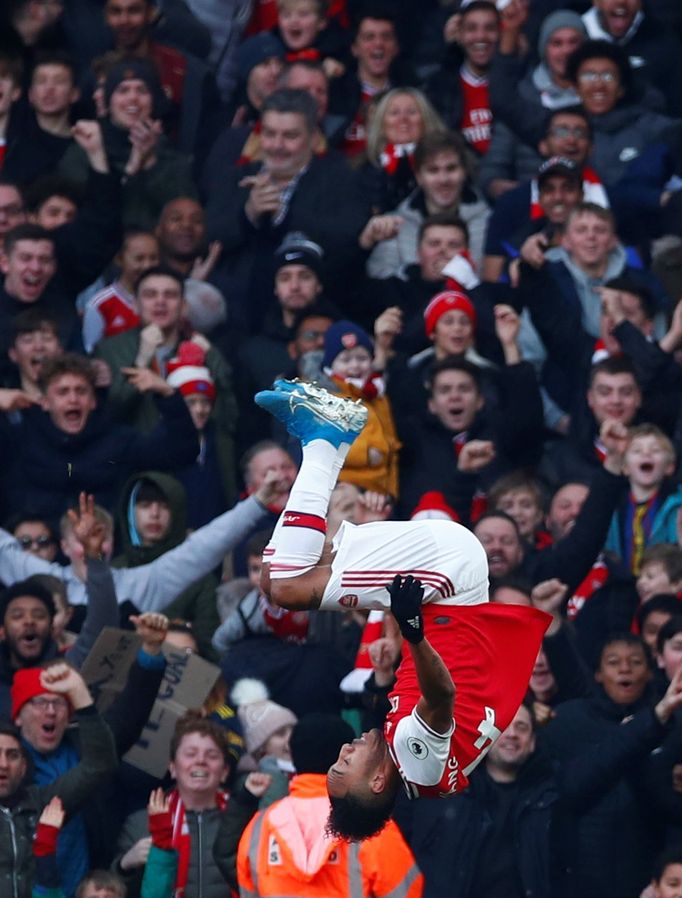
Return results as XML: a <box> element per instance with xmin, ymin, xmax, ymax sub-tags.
<box><xmin>237</xmin><ymin>774</ymin><xmax>422</xmax><ymax>898</ymax></box>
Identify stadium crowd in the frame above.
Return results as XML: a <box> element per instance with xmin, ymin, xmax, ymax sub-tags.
<box><xmin>1</xmin><ymin>0</ymin><xmax>682</xmax><ymax>895</ymax></box>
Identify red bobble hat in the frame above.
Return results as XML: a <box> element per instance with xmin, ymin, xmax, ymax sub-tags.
<box><xmin>424</xmin><ymin>291</ymin><xmax>477</xmax><ymax>338</ymax></box>
<box><xmin>11</xmin><ymin>668</ymin><xmax>57</xmax><ymax>720</ymax></box>
<box><xmin>166</xmin><ymin>341</ymin><xmax>216</xmax><ymax>401</ymax></box>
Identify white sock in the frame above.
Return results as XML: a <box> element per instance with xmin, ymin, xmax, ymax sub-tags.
<box><xmin>265</xmin><ymin>439</ymin><xmax>348</xmax><ymax>577</ymax></box>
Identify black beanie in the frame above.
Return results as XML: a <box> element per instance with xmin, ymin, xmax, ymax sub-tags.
<box><xmin>290</xmin><ymin>713</ymin><xmax>355</xmax><ymax>774</ymax></box>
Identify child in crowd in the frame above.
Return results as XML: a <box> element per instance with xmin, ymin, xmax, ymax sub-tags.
<box><xmin>231</xmin><ymin>678</ymin><xmax>298</xmax><ymax>805</ymax></box>
<box><xmin>636</xmin><ymin>544</ymin><xmax>682</xmax><ymax>604</ymax></box>
<box><xmin>213</xmin><ymin>531</ymin><xmax>310</xmax><ymax>656</ymax></box>
<box><xmin>25</xmin><ymin>176</ymin><xmax>80</xmax><ymax>230</ymax></box>
<box><xmin>166</xmin><ymin>339</ymin><xmax>237</xmax><ymax>528</ymax></box>
<box><xmin>320</xmin><ymin>319</ymin><xmax>401</xmax><ymax>497</ymax></box>
<box><xmin>488</xmin><ymin>471</ymin><xmax>550</xmax><ymax>549</ymax></box>
<box><xmin>651</xmin><ymin>851</ymin><xmax>682</xmax><ymax>898</ymax></box>
<box><xmin>32</xmin><ymin>795</ymin><xmax>127</xmax><ymax>898</ymax></box>
<box><xmin>638</xmin><ymin>595</ymin><xmax>682</xmax><ymax>657</ymax></box>
<box><xmin>82</xmin><ymin>230</ymin><xmax>160</xmax><ymax>352</ymax></box>
<box><xmin>605</xmin><ymin>425</ymin><xmax>678</xmax><ymax>573</ymax></box>
<box><xmin>275</xmin><ymin>0</ymin><xmax>346</xmax><ymax>76</ymax></box>
<box><xmin>656</xmin><ymin>616</ymin><xmax>682</xmax><ymax>685</ymax></box>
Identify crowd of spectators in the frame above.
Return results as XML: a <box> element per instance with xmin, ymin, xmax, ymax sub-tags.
<box><xmin>1</xmin><ymin>0</ymin><xmax>682</xmax><ymax>896</ymax></box>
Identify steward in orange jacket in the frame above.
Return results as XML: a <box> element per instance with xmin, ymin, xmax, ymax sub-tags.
<box><xmin>237</xmin><ymin>772</ymin><xmax>422</xmax><ymax>898</ymax></box>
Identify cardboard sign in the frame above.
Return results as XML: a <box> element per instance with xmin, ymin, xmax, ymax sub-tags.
<box><xmin>82</xmin><ymin>628</ymin><xmax>220</xmax><ymax>778</ymax></box>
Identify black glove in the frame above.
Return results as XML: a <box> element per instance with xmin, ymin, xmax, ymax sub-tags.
<box><xmin>387</xmin><ymin>574</ymin><xmax>424</xmax><ymax>644</ymax></box>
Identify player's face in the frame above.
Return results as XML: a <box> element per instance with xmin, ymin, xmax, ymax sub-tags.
<box><xmin>595</xmin><ymin>640</ymin><xmax>651</xmax><ymax>705</ymax></box>
<box><xmin>327</xmin><ymin>729</ymin><xmax>384</xmax><ymax>798</ymax></box>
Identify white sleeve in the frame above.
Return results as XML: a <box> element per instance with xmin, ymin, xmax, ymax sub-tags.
<box><xmin>392</xmin><ymin>709</ymin><xmax>455</xmax><ymax>787</ymax></box>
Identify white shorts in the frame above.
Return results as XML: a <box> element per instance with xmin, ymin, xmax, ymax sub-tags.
<box><xmin>320</xmin><ymin>519</ymin><xmax>489</xmax><ymax>612</ymax></box>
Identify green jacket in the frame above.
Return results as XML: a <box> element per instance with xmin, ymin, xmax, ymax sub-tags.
<box><xmin>113</xmin><ymin>470</ymin><xmax>220</xmax><ymax>657</ymax></box>
<box><xmin>2</xmin><ymin>708</ymin><xmax>116</xmax><ymax>898</ymax></box>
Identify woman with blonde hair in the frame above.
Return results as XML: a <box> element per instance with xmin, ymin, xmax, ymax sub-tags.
<box><xmin>357</xmin><ymin>87</ymin><xmax>446</xmax><ymax>214</ymax></box>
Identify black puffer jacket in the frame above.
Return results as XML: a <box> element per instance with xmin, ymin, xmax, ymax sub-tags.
<box><xmin>0</xmin><ymin>708</ymin><xmax>116</xmax><ymax>898</ymax></box>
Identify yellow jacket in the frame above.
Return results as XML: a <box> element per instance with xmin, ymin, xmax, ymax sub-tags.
<box><xmin>332</xmin><ymin>379</ymin><xmax>401</xmax><ymax>498</ymax></box>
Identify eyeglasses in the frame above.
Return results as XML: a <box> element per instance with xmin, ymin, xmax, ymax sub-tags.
<box><xmin>549</xmin><ymin>126</ymin><xmax>589</xmax><ymax>140</ymax></box>
<box><xmin>29</xmin><ymin>697</ymin><xmax>68</xmax><ymax>711</ymax></box>
<box><xmin>17</xmin><ymin>536</ymin><xmax>54</xmax><ymax>550</ymax></box>
<box><xmin>578</xmin><ymin>70</ymin><xmax>617</xmax><ymax>84</ymax></box>
<box><xmin>299</xmin><ymin>330</ymin><xmax>327</xmax><ymax>340</ymax></box>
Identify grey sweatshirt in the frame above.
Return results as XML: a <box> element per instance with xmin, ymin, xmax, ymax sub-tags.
<box><xmin>0</xmin><ymin>496</ymin><xmax>266</xmax><ymax>612</ymax></box>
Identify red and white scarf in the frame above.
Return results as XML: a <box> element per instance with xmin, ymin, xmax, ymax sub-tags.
<box><xmin>379</xmin><ymin>142</ymin><xmax>415</xmax><ymax>175</ymax></box>
<box><xmin>168</xmin><ymin>788</ymin><xmax>229</xmax><ymax>898</ymax></box>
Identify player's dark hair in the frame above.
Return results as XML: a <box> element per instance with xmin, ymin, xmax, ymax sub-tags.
<box><xmin>327</xmin><ymin>786</ymin><xmax>398</xmax><ymax>842</ymax></box>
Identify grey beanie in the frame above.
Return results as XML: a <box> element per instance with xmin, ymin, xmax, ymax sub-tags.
<box><xmin>538</xmin><ymin>10</ymin><xmax>587</xmax><ymax>61</ymax></box>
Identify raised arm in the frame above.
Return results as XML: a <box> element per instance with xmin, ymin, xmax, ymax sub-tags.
<box><xmin>64</xmin><ymin>493</ymin><xmax>120</xmax><ymax>669</ymax></box>
<box><xmin>37</xmin><ymin>664</ymin><xmax>117</xmax><ymax>815</ymax></box>
<box><xmin>387</xmin><ymin>575</ymin><xmax>454</xmax><ymax>734</ymax></box>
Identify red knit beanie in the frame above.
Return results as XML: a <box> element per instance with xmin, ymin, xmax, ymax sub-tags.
<box><xmin>424</xmin><ymin>291</ymin><xmax>477</xmax><ymax>337</ymax></box>
<box><xmin>11</xmin><ymin>668</ymin><xmax>47</xmax><ymax>721</ymax></box>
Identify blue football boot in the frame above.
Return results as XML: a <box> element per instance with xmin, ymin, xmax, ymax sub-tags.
<box><xmin>255</xmin><ymin>379</ymin><xmax>368</xmax><ymax>448</ymax></box>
